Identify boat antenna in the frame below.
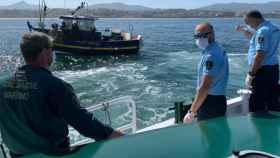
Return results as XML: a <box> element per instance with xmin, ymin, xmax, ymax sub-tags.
<box><xmin>38</xmin><ymin>0</ymin><xmax>47</xmax><ymax>29</ymax></box>
<box><xmin>64</xmin><ymin>0</ymin><xmax>66</xmax><ymax>14</ymax></box>
<box><xmin>71</xmin><ymin>1</ymin><xmax>86</xmax><ymax>15</ymax></box>
<box><xmin>39</xmin><ymin>0</ymin><xmax>41</xmax><ymax>24</ymax></box>
<box><xmin>86</xmin><ymin>2</ymin><xmax>89</xmax><ymax>13</ymax></box>
<box><xmin>42</xmin><ymin>0</ymin><xmax>47</xmax><ymax>24</ymax></box>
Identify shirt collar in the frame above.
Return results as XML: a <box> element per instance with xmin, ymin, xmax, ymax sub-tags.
<box><xmin>20</xmin><ymin>65</ymin><xmax>52</xmax><ymax>74</ymax></box>
<box><xmin>202</xmin><ymin>41</ymin><xmax>216</xmax><ymax>54</ymax></box>
<box><xmin>256</xmin><ymin>20</ymin><xmax>268</xmax><ymax>31</ymax></box>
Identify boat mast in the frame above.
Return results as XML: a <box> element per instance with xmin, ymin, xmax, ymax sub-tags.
<box><xmin>42</xmin><ymin>0</ymin><xmax>47</xmax><ymax>24</ymax></box>
<box><xmin>38</xmin><ymin>0</ymin><xmax>41</xmax><ymax>24</ymax></box>
<box><xmin>71</xmin><ymin>1</ymin><xmax>86</xmax><ymax>15</ymax></box>
<box><xmin>38</xmin><ymin>0</ymin><xmax>47</xmax><ymax>29</ymax></box>
<box><xmin>64</xmin><ymin>0</ymin><xmax>66</xmax><ymax>14</ymax></box>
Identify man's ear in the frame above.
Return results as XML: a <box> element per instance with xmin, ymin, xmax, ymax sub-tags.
<box><xmin>40</xmin><ymin>48</ymin><xmax>50</xmax><ymax>60</ymax></box>
<box><xmin>208</xmin><ymin>34</ymin><xmax>214</xmax><ymax>43</ymax></box>
<box><xmin>43</xmin><ymin>48</ymin><xmax>51</xmax><ymax>56</ymax></box>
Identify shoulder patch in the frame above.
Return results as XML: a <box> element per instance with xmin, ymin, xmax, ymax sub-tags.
<box><xmin>206</xmin><ymin>60</ymin><xmax>213</xmax><ymax>70</ymax></box>
<box><xmin>257</xmin><ymin>36</ymin><xmax>264</xmax><ymax>44</ymax></box>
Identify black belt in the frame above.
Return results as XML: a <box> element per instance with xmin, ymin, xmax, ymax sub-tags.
<box><xmin>262</xmin><ymin>65</ymin><xmax>279</xmax><ymax>68</ymax></box>
<box><xmin>208</xmin><ymin>95</ymin><xmax>226</xmax><ymax>97</ymax></box>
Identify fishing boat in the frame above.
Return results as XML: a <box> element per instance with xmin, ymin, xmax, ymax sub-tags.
<box><xmin>1</xmin><ymin>89</ymin><xmax>280</xmax><ymax>158</ymax></box>
<box><xmin>27</xmin><ymin>1</ymin><xmax>143</xmax><ymax>56</ymax></box>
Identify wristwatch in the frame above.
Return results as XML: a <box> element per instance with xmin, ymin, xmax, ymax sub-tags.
<box><xmin>188</xmin><ymin>110</ymin><xmax>197</xmax><ymax>117</ymax></box>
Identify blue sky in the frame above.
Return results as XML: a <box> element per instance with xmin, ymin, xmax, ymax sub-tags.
<box><xmin>2</xmin><ymin>0</ymin><xmax>280</xmax><ymax>9</ymax></box>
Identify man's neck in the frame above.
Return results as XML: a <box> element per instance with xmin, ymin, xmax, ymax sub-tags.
<box><xmin>256</xmin><ymin>19</ymin><xmax>265</xmax><ymax>28</ymax></box>
<box><xmin>26</xmin><ymin>61</ymin><xmax>48</xmax><ymax>70</ymax></box>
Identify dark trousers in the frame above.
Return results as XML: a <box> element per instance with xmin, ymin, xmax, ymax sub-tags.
<box><xmin>197</xmin><ymin>95</ymin><xmax>227</xmax><ymax>121</ymax></box>
<box><xmin>249</xmin><ymin>65</ymin><xmax>280</xmax><ymax>112</ymax></box>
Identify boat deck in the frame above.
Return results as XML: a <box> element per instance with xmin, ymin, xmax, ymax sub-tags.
<box><xmin>24</xmin><ymin>113</ymin><xmax>280</xmax><ymax>158</ymax></box>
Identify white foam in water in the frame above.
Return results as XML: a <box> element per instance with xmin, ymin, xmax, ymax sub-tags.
<box><xmin>138</xmin><ymin>106</ymin><xmax>173</xmax><ymax>127</ymax></box>
<box><xmin>144</xmin><ymin>85</ymin><xmax>162</xmax><ymax>95</ymax></box>
<box><xmin>68</xmin><ymin>97</ymin><xmax>135</xmax><ymax>145</ymax></box>
<box><xmin>55</xmin><ymin>63</ymin><xmax>147</xmax><ymax>83</ymax></box>
<box><xmin>55</xmin><ymin>67</ymin><xmax>110</xmax><ymax>83</ymax></box>
<box><xmin>0</xmin><ymin>55</ymin><xmax>23</xmax><ymax>75</ymax></box>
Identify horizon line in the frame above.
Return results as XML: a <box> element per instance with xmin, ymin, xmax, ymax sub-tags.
<box><xmin>1</xmin><ymin>0</ymin><xmax>279</xmax><ymax>10</ymax></box>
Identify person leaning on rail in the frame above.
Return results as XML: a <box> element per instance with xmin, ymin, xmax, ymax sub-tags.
<box><xmin>0</xmin><ymin>32</ymin><xmax>123</xmax><ymax>158</ymax></box>
<box><xmin>236</xmin><ymin>10</ymin><xmax>280</xmax><ymax>112</ymax></box>
<box><xmin>183</xmin><ymin>22</ymin><xmax>229</xmax><ymax>123</ymax></box>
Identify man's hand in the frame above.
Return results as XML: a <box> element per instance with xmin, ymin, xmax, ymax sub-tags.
<box><xmin>235</xmin><ymin>25</ymin><xmax>246</xmax><ymax>32</ymax></box>
<box><xmin>109</xmin><ymin>130</ymin><xmax>124</xmax><ymax>139</ymax></box>
<box><xmin>235</xmin><ymin>25</ymin><xmax>252</xmax><ymax>39</ymax></box>
<box><xmin>245</xmin><ymin>74</ymin><xmax>254</xmax><ymax>89</ymax></box>
<box><xmin>183</xmin><ymin>111</ymin><xmax>195</xmax><ymax>124</ymax></box>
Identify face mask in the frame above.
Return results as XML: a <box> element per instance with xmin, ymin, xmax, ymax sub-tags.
<box><xmin>196</xmin><ymin>38</ymin><xmax>209</xmax><ymax>50</ymax></box>
<box><xmin>246</xmin><ymin>25</ymin><xmax>256</xmax><ymax>33</ymax></box>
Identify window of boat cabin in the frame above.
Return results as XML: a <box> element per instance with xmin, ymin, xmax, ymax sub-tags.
<box><xmin>80</xmin><ymin>20</ymin><xmax>95</xmax><ymax>31</ymax></box>
<box><xmin>63</xmin><ymin>19</ymin><xmax>73</xmax><ymax>30</ymax></box>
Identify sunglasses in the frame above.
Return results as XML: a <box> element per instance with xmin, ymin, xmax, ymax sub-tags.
<box><xmin>194</xmin><ymin>32</ymin><xmax>211</xmax><ymax>39</ymax></box>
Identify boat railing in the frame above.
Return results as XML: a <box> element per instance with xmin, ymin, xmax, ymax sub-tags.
<box><xmin>0</xmin><ymin>133</ymin><xmax>7</xmax><ymax>158</ymax></box>
<box><xmin>69</xmin><ymin>96</ymin><xmax>137</xmax><ymax>146</ymax></box>
<box><xmin>86</xmin><ymin>96</ymin><xmax>137</xmax><ymax>133</ymax></box>
<box><xmin>226</xmin><ymin>89</ymin><xmax>251</xmax><ymax>116</ymax></box>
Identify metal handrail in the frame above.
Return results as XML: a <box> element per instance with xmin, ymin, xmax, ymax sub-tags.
<box><xmin>0</xmin><ymin>134</ymin><xmax>7</xmax><ymax>158</ymax></box>
<box><xmin>85</xmin><ymin>96</ymin><xmax>137</xmax><ymax>133</ymax></box>
<box><xmin>70</xmin><ymin>96</ymin><xmax>137</xmax><ymax>146</ymax></box>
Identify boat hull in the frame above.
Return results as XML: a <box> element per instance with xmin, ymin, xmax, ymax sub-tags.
<box><xmin>53</xmin><ymin>39</ymin><xmax>143</xmax><ymax>56</ymax></box>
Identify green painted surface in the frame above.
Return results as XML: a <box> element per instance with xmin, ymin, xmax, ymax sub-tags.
<box><xmin>24</xmin><ymin>113</ymin><xmax>280</xmax><ymax>158</ymax></box>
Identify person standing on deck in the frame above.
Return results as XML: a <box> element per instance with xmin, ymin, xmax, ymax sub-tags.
<box><xmin>0</xmin><ymin>32</ymin><xmax>123</xmax><ymax>158</ymax></box>
<box><xmin>236</xmin><ymin>10</ymin><xmax>280</xmax><ymax>112</ymax></box>
<box><xmin>184</xmin><ymin>22</ymin><xmax>229</xmax><ymax>123</ymax></box>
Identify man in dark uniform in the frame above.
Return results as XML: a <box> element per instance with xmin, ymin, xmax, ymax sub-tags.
<box><xmin>236</xmin><ymin>10</ymin><xmax>280</xmax><ymax>112</ymax></box>
<box><xmin>0</xmin><ymin>32</ymin><xmax>123</xmax><ymax>157</ymax></box>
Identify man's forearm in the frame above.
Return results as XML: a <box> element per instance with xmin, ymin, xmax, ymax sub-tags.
<box><xmin>244</xmin><ymin>31</ymin><xmax>253</xmax><ymax>39</ymax></box>
<box><xmin>250</xmin><ymin>52</ymin><xmax>264</xmax><ymax>74</ymax></box>
<box><xmin>190</xmin><ymin>87</ymin><xmax>208</xmax><ymax>113</ymax></box>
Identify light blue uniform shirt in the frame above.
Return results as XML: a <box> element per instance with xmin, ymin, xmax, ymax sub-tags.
<box><xmin>248</xmin><ymin>20</ymin><xmax>280</xmax><ymax>66</ymax></box>
<box><xmin>197</xmin><ymin>42</ymin><xmax>229</xmax><ymax>95</ymax></box>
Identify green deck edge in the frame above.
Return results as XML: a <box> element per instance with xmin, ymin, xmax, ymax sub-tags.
<box><xmin>24</xmin><ymin>112</ymin><xmax>280</xmax><ymax>158</ymax></box>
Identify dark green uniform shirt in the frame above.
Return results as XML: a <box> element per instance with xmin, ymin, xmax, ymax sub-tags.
<box><xmin>0</xmin><ymin>65</ymin><xmax>113</xmax><ymax>155</ymax></box>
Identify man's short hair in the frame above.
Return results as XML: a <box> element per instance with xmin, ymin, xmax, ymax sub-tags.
<box><xmin>20</xmin><ymin>32</ymin><xmax>53</xmax><ymax>62</ymax></box>
<box><xmin>245</xmin><ymin>10</ymin><xmax>264</xmax><ymax>19</ymax></box>
<box><xmin>206</xmin><ymin>22</ymin><xmax>214</xmax><ymax>32</ymax></box>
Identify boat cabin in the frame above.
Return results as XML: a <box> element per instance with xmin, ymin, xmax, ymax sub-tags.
<box><xmin>50</xmin><ymin>15</ymin><xmax>102</xmax><ymax>42</ymax></box>
<box><xmin>59</xmin><ymin>15</ymin><xmax>98</xmax><ymax>32</ymax></box>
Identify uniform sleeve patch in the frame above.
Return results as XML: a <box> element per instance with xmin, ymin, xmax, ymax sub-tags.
<box><xmin>257</xmin><ymin>36</ymin><xmax>264</xmax><ymax>44</ymax></box>
<box><xmin>206</xmin><ymin>60</ymin><xmax>213</xmax><ymax>70</ymax></box>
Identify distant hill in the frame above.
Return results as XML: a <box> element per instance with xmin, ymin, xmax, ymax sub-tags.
<box><xmin>88</xmin><ymin>2</ymin><xmax>153</xmax><ymax>11</ymax></box>
<box><xmin>199</xmin><ymin>1</ymin><xmax>280</xmax><ymax>13</ymax></box>
<box><xmin>1</xmin><ymin>1</ymin><xmax>280</xmax><ymax>18</ymax></box>
<box><xmin>0</xmin><ymin>1</ymin><xmax>153</xmax><ymax>11</ymax></box>
<box><xmin>0</xmin><ymin>1</ymin><xmax>38</xmax><ymax>10</ymax></box>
